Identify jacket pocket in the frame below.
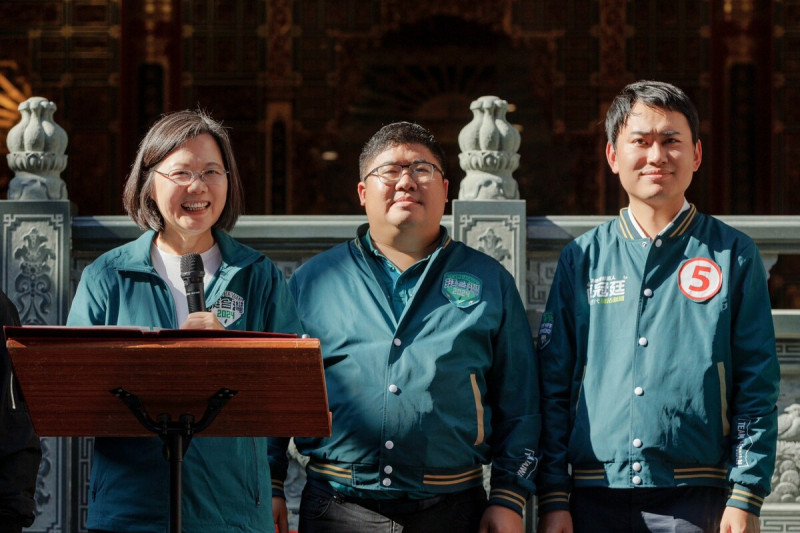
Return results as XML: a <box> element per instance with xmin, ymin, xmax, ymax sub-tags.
<box><xmin>469</xmin><ymin>374</ymin><xmax>485</xmax><ymax>446</ymax></box>
<box><xmin>717</xmin><ymin>362</ymin><xmax>730</xmax><ymax>437</ymax></box>
<box><xmin>252</xmin><ymin>437</ymin><xmax>262</xmax><ymax>505</ymax></box>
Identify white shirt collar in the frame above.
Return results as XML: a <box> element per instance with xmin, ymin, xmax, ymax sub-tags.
<box><xmin>627</xmin><ymin>198</ymin><xmax>690</xmax><ymax>240</ymax></box>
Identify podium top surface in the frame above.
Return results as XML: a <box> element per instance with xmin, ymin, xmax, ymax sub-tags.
<box><xmin>5</xmin><ymin>326</ymin><xmax>331</xmax><ymax>438</ymax></box>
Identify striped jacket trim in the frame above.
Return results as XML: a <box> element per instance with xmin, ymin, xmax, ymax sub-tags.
<box><xmin>617</xmin><ymin>204</ymin><xmax>698</xmax><ymax>240</ymax></box>
<box><xmin>573</xmin><ymin>467</ymin><xmax>605</xmax><ymax>481</ymax></box>
<box><xmin>537</xmin><ymin>491</ymin><xmax>570</xmax><ymax>507</ymax></box>
<box><xmin>673</xmin><ymin>466</ymin><xmax>728</xmax><ymax>481</ymax></box>
<box><xmin>423</xmin><ymin>467</ymin><xmax>484</xmax><ymax>486</ymax></box>
<box><xmin>728</xmin><ymin>487</ymin><xmax>764</xmax><ymax>509</ymax></box>
<box><xmin>307</xmin><ymin>461</ymin><xmax>484</xmax><ymax>487</ymax></box>
<box><xmin>489</xmin><ymin>488</ymin><xmax>527</xmax><ymax>509</ymax></box>
<box><xmin>308</xmin><ymin>462</ymin><xmax>353</xmax><ymax>480</ymax></box>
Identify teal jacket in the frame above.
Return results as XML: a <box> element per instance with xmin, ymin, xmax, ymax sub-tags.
<box><xmin>536</xmin><ymin>206</ymin><xmax>780</xmax><ymax>516</ymax></box>
<box><xmin>67</xmin><ymin>229</ymin><xmax>302</xmax><ymax>533</ymax></box>
<box><xmin>269</xmin><ymin>225</ymin><xmax>540</xmax><ymax>516</ymax></box>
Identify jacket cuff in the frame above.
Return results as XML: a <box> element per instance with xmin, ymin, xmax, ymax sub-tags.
<box><xmin>271</xmin><ymin>478</ymin><xmax>286</xmax><ymax>500</ymax></box>
<box><xmin>488</xmin><ymin>484</ymin><xmax>529</xmax><ymax>516</ymax></box>
<box><xmin>536</xmin><ymin>490</ymin><xmax>571</xmax><ymax>514</ymax></box>
<box><xmin>726</xmin><ymin>484</ymin><xmax>765</xmax><ymax>516</ymax></box>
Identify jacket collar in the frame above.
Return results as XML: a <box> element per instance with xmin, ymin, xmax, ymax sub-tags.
<box><xmin>108</xmin><ymin>228</ymin><xmax>261</xmax><ymax>273</ymax></box>
<box><xmin>617</xmin><ymin>203</ymin><xmax>698</xmax><ymax>241</ymax></box>
<box><xmin>354</xmin><ymin>223</ymin><xmax>452</xmax><ymax>254</ymax></box>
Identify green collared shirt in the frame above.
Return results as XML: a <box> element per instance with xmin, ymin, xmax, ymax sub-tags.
<box><xmin>361</xmin><ymin>230</ymin><xmax>446</xmax><ymax>320</ymax></box>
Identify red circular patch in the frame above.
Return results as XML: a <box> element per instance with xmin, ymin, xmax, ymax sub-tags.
<box><xmin>678</xmin><ymin>258</ymin><xmax>722</xmax><ymax>302</ymax></box>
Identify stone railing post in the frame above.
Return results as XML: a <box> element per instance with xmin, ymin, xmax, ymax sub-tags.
<box><xmin>0</xmin><ymin>96</ymin><xmax>73</xmax><ymax>532</ymax></box>
<box><xmin>452</xmin><ymin>95</ymin><xmax>527</xmax><ymax>299</ymax></box>
<box><xmin>451</xmin><ymin>95</ymin><xmax>532</xmax><ymax>530</ymax></box>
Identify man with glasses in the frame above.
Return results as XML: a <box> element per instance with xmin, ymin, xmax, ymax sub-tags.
<box><xmin>270</xmin><ymin>122</ymin><xmax>540</xmax><ymax>533</ymax></box>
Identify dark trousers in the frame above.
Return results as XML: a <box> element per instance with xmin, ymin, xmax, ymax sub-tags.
<box><xmin>299</xmin><ymin>477</ymin><xmax>488</xmax><ymax>533</ymax></box>
<box><xmin>570</xmin><ymin>486</ymin><xmax>728</xmax><ymax>533</ymax></box>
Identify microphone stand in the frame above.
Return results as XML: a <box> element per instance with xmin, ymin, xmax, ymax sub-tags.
<box><xmin>110</xmin><ymin>387</ymin><xmax>238</xmax><ymax>532</ymax></box>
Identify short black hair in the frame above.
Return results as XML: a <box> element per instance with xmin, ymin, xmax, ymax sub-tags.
<box><xmin>359</xmin><ymin>122</ymin><xmax>446</xmax><ymax>180</ymax></box>
<box><xmin>605</xmin><ymin>80</ymin><xmax>700</xmax><ymax>148</ymax></box>
<box><xmin>122</xmin><ymin>109</ymin><xmax>244</xmax><ymax>232</ymax></box>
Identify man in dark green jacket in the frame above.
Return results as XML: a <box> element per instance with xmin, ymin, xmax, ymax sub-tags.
<box><xmin>537</xmin><ymin>81</ymin><xmax>779</xmax><ymax>533</ymax></box>
<box><xmin>270</xmin><ymin>122</ymin><xmax>540</xmax><ymax>533</ymax></box>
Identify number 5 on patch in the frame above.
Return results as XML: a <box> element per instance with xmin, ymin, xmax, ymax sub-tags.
<box><xmin>679</xmin><ymin>258</ymin><xmax>722</xmax><ymax>302</ymax></box>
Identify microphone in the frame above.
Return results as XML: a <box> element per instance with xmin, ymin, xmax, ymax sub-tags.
<box><xmin>180</xmin><ymin>253</ymin><xmax>207</xmax><ymax>313</ymax></box>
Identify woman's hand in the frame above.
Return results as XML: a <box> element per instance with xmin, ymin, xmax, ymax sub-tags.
<box><xmin>180</xmin><ymin>311</ymin><xmax>224</xmax><ymax>330</ymax></box>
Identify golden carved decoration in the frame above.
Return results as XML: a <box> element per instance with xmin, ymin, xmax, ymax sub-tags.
<box><xmin>725</xmin><ymin>33</ymin><xmax>755</xmax><ymax>63</ymax></box>
<box><xmin>143</xmin><ymin>0</ymin><xmax>173</xmax><ymax>62</ymax></box>
<box><xmin>267</xmin><ymin>0</ymin><xmax>294</xmax><ymax>85</ymax></box>
<box><xmin>383</xmin><ymin>0</ymin><xmax>512</xmax><ymax>34</ymax></box>
<box><xmin>0</xmin><ymin>62</ymin><xmax>33</xmax><ymax>131</ymax></box>
<box><xmin>724</xmin><ymin>0</ymin><xmax>754</xmax><ymax>29</ymax></box>
<box><xmin>598</xmin><ymin>0</ymin><xmax>626</xmax><ymax>80</ymax></box>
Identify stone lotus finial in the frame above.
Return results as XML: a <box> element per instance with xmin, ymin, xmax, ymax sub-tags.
<box><xmin>457</xmin><ymin>95</ymin><xmax>520</xmax><ymax>200</ymax></box>
<box><xmin>6</xmin><ymin>96</ymin><xmax>69</xmax><ymax>200</ymax></box>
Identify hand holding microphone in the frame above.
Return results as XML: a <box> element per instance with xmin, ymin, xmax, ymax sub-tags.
<box><xmin>179</xmin><ymin>253</ymin><xmax>223</xmax><ymax>329</ymax></box>
<box><xmin>180</xmin><ymin>252</ymin><xmax>207</xmax><ymax>313</ymax></box>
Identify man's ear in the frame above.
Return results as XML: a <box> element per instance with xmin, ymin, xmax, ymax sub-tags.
<box><xmin>693</xmin><ymin>139</ymin><xmax>703</xmax><ymax>171</ymax></box>
<box><xmin>357</xmin><ymin>181</ymin><xmax>367</xmax><ymax>206</ymax></box>
<box><xmin>605</xmin><ymin>142</ymin><xmax>619</xmax><ymax>174</ymax></box>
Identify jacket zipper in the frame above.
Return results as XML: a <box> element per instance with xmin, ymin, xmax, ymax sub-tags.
<box><xmin>252</xmin><ymin>438</ymin><xmax>261</xmax><ymax>505</ymax></box>
<box><xmin>9</xmin><ymin>372</ymin><xmax>16</xmax><ymax>410</ymax></box>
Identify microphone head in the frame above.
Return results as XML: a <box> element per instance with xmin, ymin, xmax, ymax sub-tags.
<box><xmin>180</xmin><ymin>253</ymin><xmax>205</xmax><ymax>279</ymax></box>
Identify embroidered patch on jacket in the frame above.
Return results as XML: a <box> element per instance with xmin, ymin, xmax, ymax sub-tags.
<box><xmin>587</xmin><ymin>275</ymin><xmax>627</xmax><ymax>305</ymax></box>
<box><xmin>516</xmin><ymin>448</ymin><xmax>539</xmax><ymax>480</ymax></box>
<box><xmin>442</xmin><ymin>272</ymin><xmax>482</xmax><ymax>308</ymax></box>
<box><xmin>735</xmin><ymin>417</ymin><xmax>753</xmax><ymax>467</ymax></box>
<box><xmin>537</xmin><ymin>312</ymin><xmax>553</xmax><ymax>349</ymax></box>
<box><xmin>210</xmin><ymin>291</ymin><xmax>244</xmax><ymax>327</ymax></box>
<box><xmin>678</xmin><ymin>257</ymin><xmax>722</xmax><ymax>302</ymax></box>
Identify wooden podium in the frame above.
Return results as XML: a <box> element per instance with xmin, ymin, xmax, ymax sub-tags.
<box><xmin>5</xmin><ymin>325</ymin><xmax>331</xmax><ymax>532</ymax></box>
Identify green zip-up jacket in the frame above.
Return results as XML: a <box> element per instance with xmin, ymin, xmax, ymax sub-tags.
<box><xmin>269</xmin><ymin>225</ymin><xmax>540</xmax><ymax>516</ymax></box>
<box><xmin>536</xmin><ymin>206</ymin><xmax>779</xmax><ymax>516</ymax></box>
<box><xmin>67</xmin><ymin>229</ymin><xmax>302</xmax><ymax>533</ymax></box>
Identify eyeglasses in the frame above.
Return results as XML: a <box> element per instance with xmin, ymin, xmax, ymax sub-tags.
<box><xmin>363</xmin><ymin>162</ymin><xmax>443</xmax><ymax>185</ymax></box>
<box><xmin>153</xmin><ymin>168</ymin><xmax>229</xmax><ymax>186</ymax></box>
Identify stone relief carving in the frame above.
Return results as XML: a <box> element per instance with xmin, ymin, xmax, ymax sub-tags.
<box><xmin>457</xmin><ymin>96</ymin><xmax>520</xmax><ymax>200</ymax></box>
<box><xmin>767</xmin><ymin>404</ymin><xmax>800</xmax><ymax>503</ymax></box>
<box><xmin>457</xmin><ymin>213</ymin><xmax>522</xmax><ymax>278</ymax></box>
<box><xmin>34</xmin><ymin>438</ymin><xmax>52</xmax><ymax>516</ymax></box>
<box><xmin>476</xmin><ymin>227</ymin><xmax>511</xmax><ymax>263</ymax></box>
<box><xmin>6</xmin><ymin>97</ymin><xmax>68</xmax><ymax>200</ymax></box>
<box><xmin>13</xmin><ymin>226</ymin><xmax>56</xmax><ymax>325</ymax></box>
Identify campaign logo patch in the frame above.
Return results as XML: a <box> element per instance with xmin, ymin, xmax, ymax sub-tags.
<box><xmin>537</xmin><ymin>312</ymin><xmax>553</xmax><ymax>349</ymax></box>
<box><xmin>442</xmin><ymin>272</ymin><xmax>482</xmax><ymax>308</ymax></box>
<box><xmin>678</xmin><ymin>258</ymin><xmax>722</xmax><ymax>302</ymax></box>
<box><xmin>210</xmin><ymin>291</ymin><xmax>245</xmax><ymax>327</ymax></box>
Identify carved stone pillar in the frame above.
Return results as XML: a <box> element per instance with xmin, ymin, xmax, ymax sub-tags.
<box><xmin>0</xmin><ymin>96</ymin><xmax>73</xmax><ymax>532</ymax></box>
<box><xmin>451</xmin><ymin>95</ymin><xmax>530</xmax><ymax>527</ymax></box>
<box><xmin>452</xmin><ymin>95</ymin><xmax>526</xmax><ymax>298</ymax></box>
